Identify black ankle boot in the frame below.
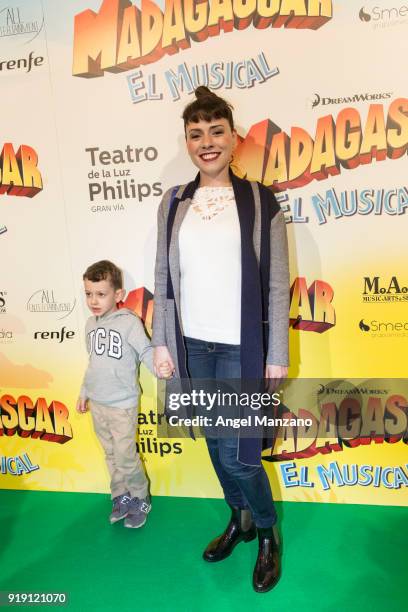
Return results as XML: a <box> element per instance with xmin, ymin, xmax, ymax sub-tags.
<box><xmin>252</xmin><ymin>526</ymin><xmax>281</xmax><ymax>593</ymax></box>
<box><xmin>203</xmin><ymin>506</ymin><xmax>256</xmax><ymax>562</ymax></box>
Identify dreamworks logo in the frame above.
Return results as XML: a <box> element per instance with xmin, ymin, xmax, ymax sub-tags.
<box><xmin>310</xmin><ymin>91</ymin><xmax>392</xmax><ymax>108</ymax></box>
<box><xmin>359</xmin><ymin>5</ymin><xmax>408</xmax><ymax>26</ymax></box>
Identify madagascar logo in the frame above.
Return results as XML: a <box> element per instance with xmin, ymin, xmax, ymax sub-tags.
<box><xmin>267</xmin><ymin>393</ymin><xmax>408</xmax><ymax>460</ymax></box>
<box><xmin>233</xmin><ymin>97</ymin><xmax>408</xmax><ymax>191</ymax></box>
<box><xmin>73</xmin><ymin>0</ymin><xmax>333</xmax><ymax>78</ymax></box>
<box><xmin>0</xmin><ymin>144</ymin><xmax>43</xmax><ymax>197</ymax></box>
<box><xmin>0</xmin><ymin>395</ymin><xmax>73</xmax><ymax>444</ymax></box>
<box><xmin>290</xmin><ymin>278</ymin><xmax>335</xmax><ymax>332</ymax></box>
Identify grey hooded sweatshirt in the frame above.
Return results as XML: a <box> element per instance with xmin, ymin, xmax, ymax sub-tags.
<box><xmin>80</xmin><ymin>308</ymin><xmax>154</xmax><ymax>409</ymax></box>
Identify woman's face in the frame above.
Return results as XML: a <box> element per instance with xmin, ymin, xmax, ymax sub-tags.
<box><xmin>185</xmin><ymin>117</ymin><xmax>237</xmax><ymax>184</ymax></box>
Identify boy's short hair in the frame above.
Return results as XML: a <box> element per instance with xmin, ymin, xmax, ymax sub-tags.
<box><xmin>83</xmin><ymin>260</ymin><xmax>123</xmax><ymax>291</ymax></box>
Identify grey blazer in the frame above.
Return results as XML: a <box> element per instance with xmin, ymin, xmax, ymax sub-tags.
<box><xmin>152</xmin><ymin>173</ymin><xmax>290</xmax><ymax>371</ymax></box>
<box><xmin>152</xmin><ymin>171</ymin><xmax>290</xmax><ymax>465</ymax></box>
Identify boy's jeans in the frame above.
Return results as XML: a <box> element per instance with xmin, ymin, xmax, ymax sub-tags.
<box><xmin>89</xmin><ymin>400</ymin><xmax>148</xmax><ymax>500</ymax></box>
<box><xmin>184</xmin><ymin>336</ymin><xmax>277</xmax><ymax>528</ymax></box>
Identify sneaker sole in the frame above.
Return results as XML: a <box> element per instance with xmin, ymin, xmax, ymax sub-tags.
<box><xmin>124</xmin><ymin>517</ymin><xmax>147</xmax><ymax>529</ymax></box>
<box><xmin>109</xmin><ymin>512</ymin><xmax>129</xmax><ymax>524</ymax></box>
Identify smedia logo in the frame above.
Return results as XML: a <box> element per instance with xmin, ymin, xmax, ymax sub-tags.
<box><xmin>359</xmin><ymin>318</ymin><xmax>408</xmax><ymax>335</ymax></box>
<box><xmin>359</xmin><ymin>319</ymin><xmax>370</xmax><ymax>332</ymax></box>
<box><xmin>359</xmin><ymin>7</ymin><xmax>371</xmax><ymax>21</ymax></box>
<box><xmin>359</xmin><ymin>4</ymin><xmax>408</xmax><ymax>24</ymax></box>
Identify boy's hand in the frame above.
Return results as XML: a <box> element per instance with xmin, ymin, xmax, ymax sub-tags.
<box><xmin>154</xmin><ymin>346</ymin><xmax>175</xmax><ymax>378</ymax></box>
<box><xmin>76</xmin><ymin>397</ymin><xmax>88</xmax><ymax>413</ymax></box>
<box><xmin>158</xmin><ymin>360</ymin><xmax>174</xmax><ymax>379</ymax></box>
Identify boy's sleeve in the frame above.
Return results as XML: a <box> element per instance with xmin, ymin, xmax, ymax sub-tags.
<box><xmin>127</xmin><ymin>317</ymin><xmax>155</xmax><ymax>375</ymax></box>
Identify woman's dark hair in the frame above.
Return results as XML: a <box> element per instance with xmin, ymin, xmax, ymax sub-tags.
<box><xmin>182</xmin><ymin>86</ymin><xmax>234</xmax><ymax>131</ymax></box>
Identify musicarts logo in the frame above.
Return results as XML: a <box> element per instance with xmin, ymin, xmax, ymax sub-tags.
<box><xmin>0</xmin><ymin>143</ymin><xmax>43</xmax><ymax>198</ymax></box>
<box><xmin>362</xmin><ymin>276</ymin><xmax>408</xmax><ymax>303</ymax></box>
<box><xmin>0</xmin><ymin>4</ymin><xmax>44</xmax><ymax>41</ymax></box>
<box><xmin>359</xmin><ymin>318</ymin><xmax>408</xmax><ymax>336</ymax></box>
<box><xmin>310</xmin><ymin>91</ymin><xmax>392</xmax><ymax>108</ymax></box>
<box><xmin>359</xmin><ymin>4</ymin><xmax>408</xmax><ymax>26</ymax></box>
<box><xmin>72</xmin><ymin>0</ymin><xmax>333</xmax><ymax>78</ymax></box>
<box><xmin>27</xmin><ymin>289</ymin><xmax>76</xmax><ymax>319</ymax></box>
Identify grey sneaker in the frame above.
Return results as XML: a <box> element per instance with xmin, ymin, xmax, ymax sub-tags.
<box><xmin>109</xmin><ymin>492</ymin><xmax>131</xmax><ymax>524</ymax></box>
<box><xmin>124</xmin><ymin>496</ymin><xmax>151</xmax><ymax>529</ymax></box>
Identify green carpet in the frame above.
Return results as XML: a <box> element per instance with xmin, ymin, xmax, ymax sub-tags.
<box><xmin>0</xmin><ymin>491</ymin><xmax>406</xmax><ymax>611</ymax></box>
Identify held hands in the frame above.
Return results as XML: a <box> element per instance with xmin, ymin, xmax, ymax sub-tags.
<box><xmin>158</xmin><ymin>361</ymin><xmax>174</xmax><ymax>379</ymax></box>
<box><xmin>154</xmin><ymin>346</ymin><xmax>175</xmax><ymax>379</ymax></box>
<box><xmin>76</xmin><ymin>397</ymin><xmax>89</xmax><ymax>414</ymax></box>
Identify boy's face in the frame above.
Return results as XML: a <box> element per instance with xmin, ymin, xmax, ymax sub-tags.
<box><xmin>84</xmin><ymin>278</ymin><xmax>124</xmax><ymax>317</ymax></box>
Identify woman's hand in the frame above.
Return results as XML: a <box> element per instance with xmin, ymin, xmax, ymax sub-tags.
<box><xmin>76</xmin><ymin>397</ymin><xmax>88</xmax><ymax>413</ymax></box>
<box><xmin>154</xmin><ymin>346</ymin><xmax>175</xmax><ymax>378</ymax></box>
<box><xmin>264</xmin><ymin>365</ymin><xmax>288</xmax><ymax>393</ymax></box>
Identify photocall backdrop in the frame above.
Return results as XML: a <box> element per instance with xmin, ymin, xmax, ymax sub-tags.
<box><xmin>1</xmin><ymin>0</ymin><xmax>407</xmax><ymax>506</ymax></box>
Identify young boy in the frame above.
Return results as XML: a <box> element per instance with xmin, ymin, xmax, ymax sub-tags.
<box><xmin>77</xmin><ymin>260</ymin><xmax>172</xmax><ymax>528</ymax></box>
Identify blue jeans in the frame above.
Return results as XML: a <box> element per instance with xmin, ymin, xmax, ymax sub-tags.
<box><xmin>184</xmin><ymin>336</ymin><xmax>277</xmax><ymax>528</ymax></box>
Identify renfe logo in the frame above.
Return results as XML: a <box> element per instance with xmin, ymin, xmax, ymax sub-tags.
<box><xmin>0</xmin><ymin>51</ymin><xmax>44</xmax><ymax>73</ymax></box>
<box><xmin>73</xmin><ymin>0</ymin><xmax>333</xmax><ymax>77</ymax></box>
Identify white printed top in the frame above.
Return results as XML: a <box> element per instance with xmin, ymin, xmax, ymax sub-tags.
<box><xmin>179</xmin><ymin>186</ymin><xmax>242</xmax><ymax>344</ymax></box>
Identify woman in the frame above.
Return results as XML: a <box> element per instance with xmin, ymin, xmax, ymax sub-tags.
<box><xmin>152</xmin><ymin>87</ymin><xmax>289</xmax><ymax>593</ymax></box>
